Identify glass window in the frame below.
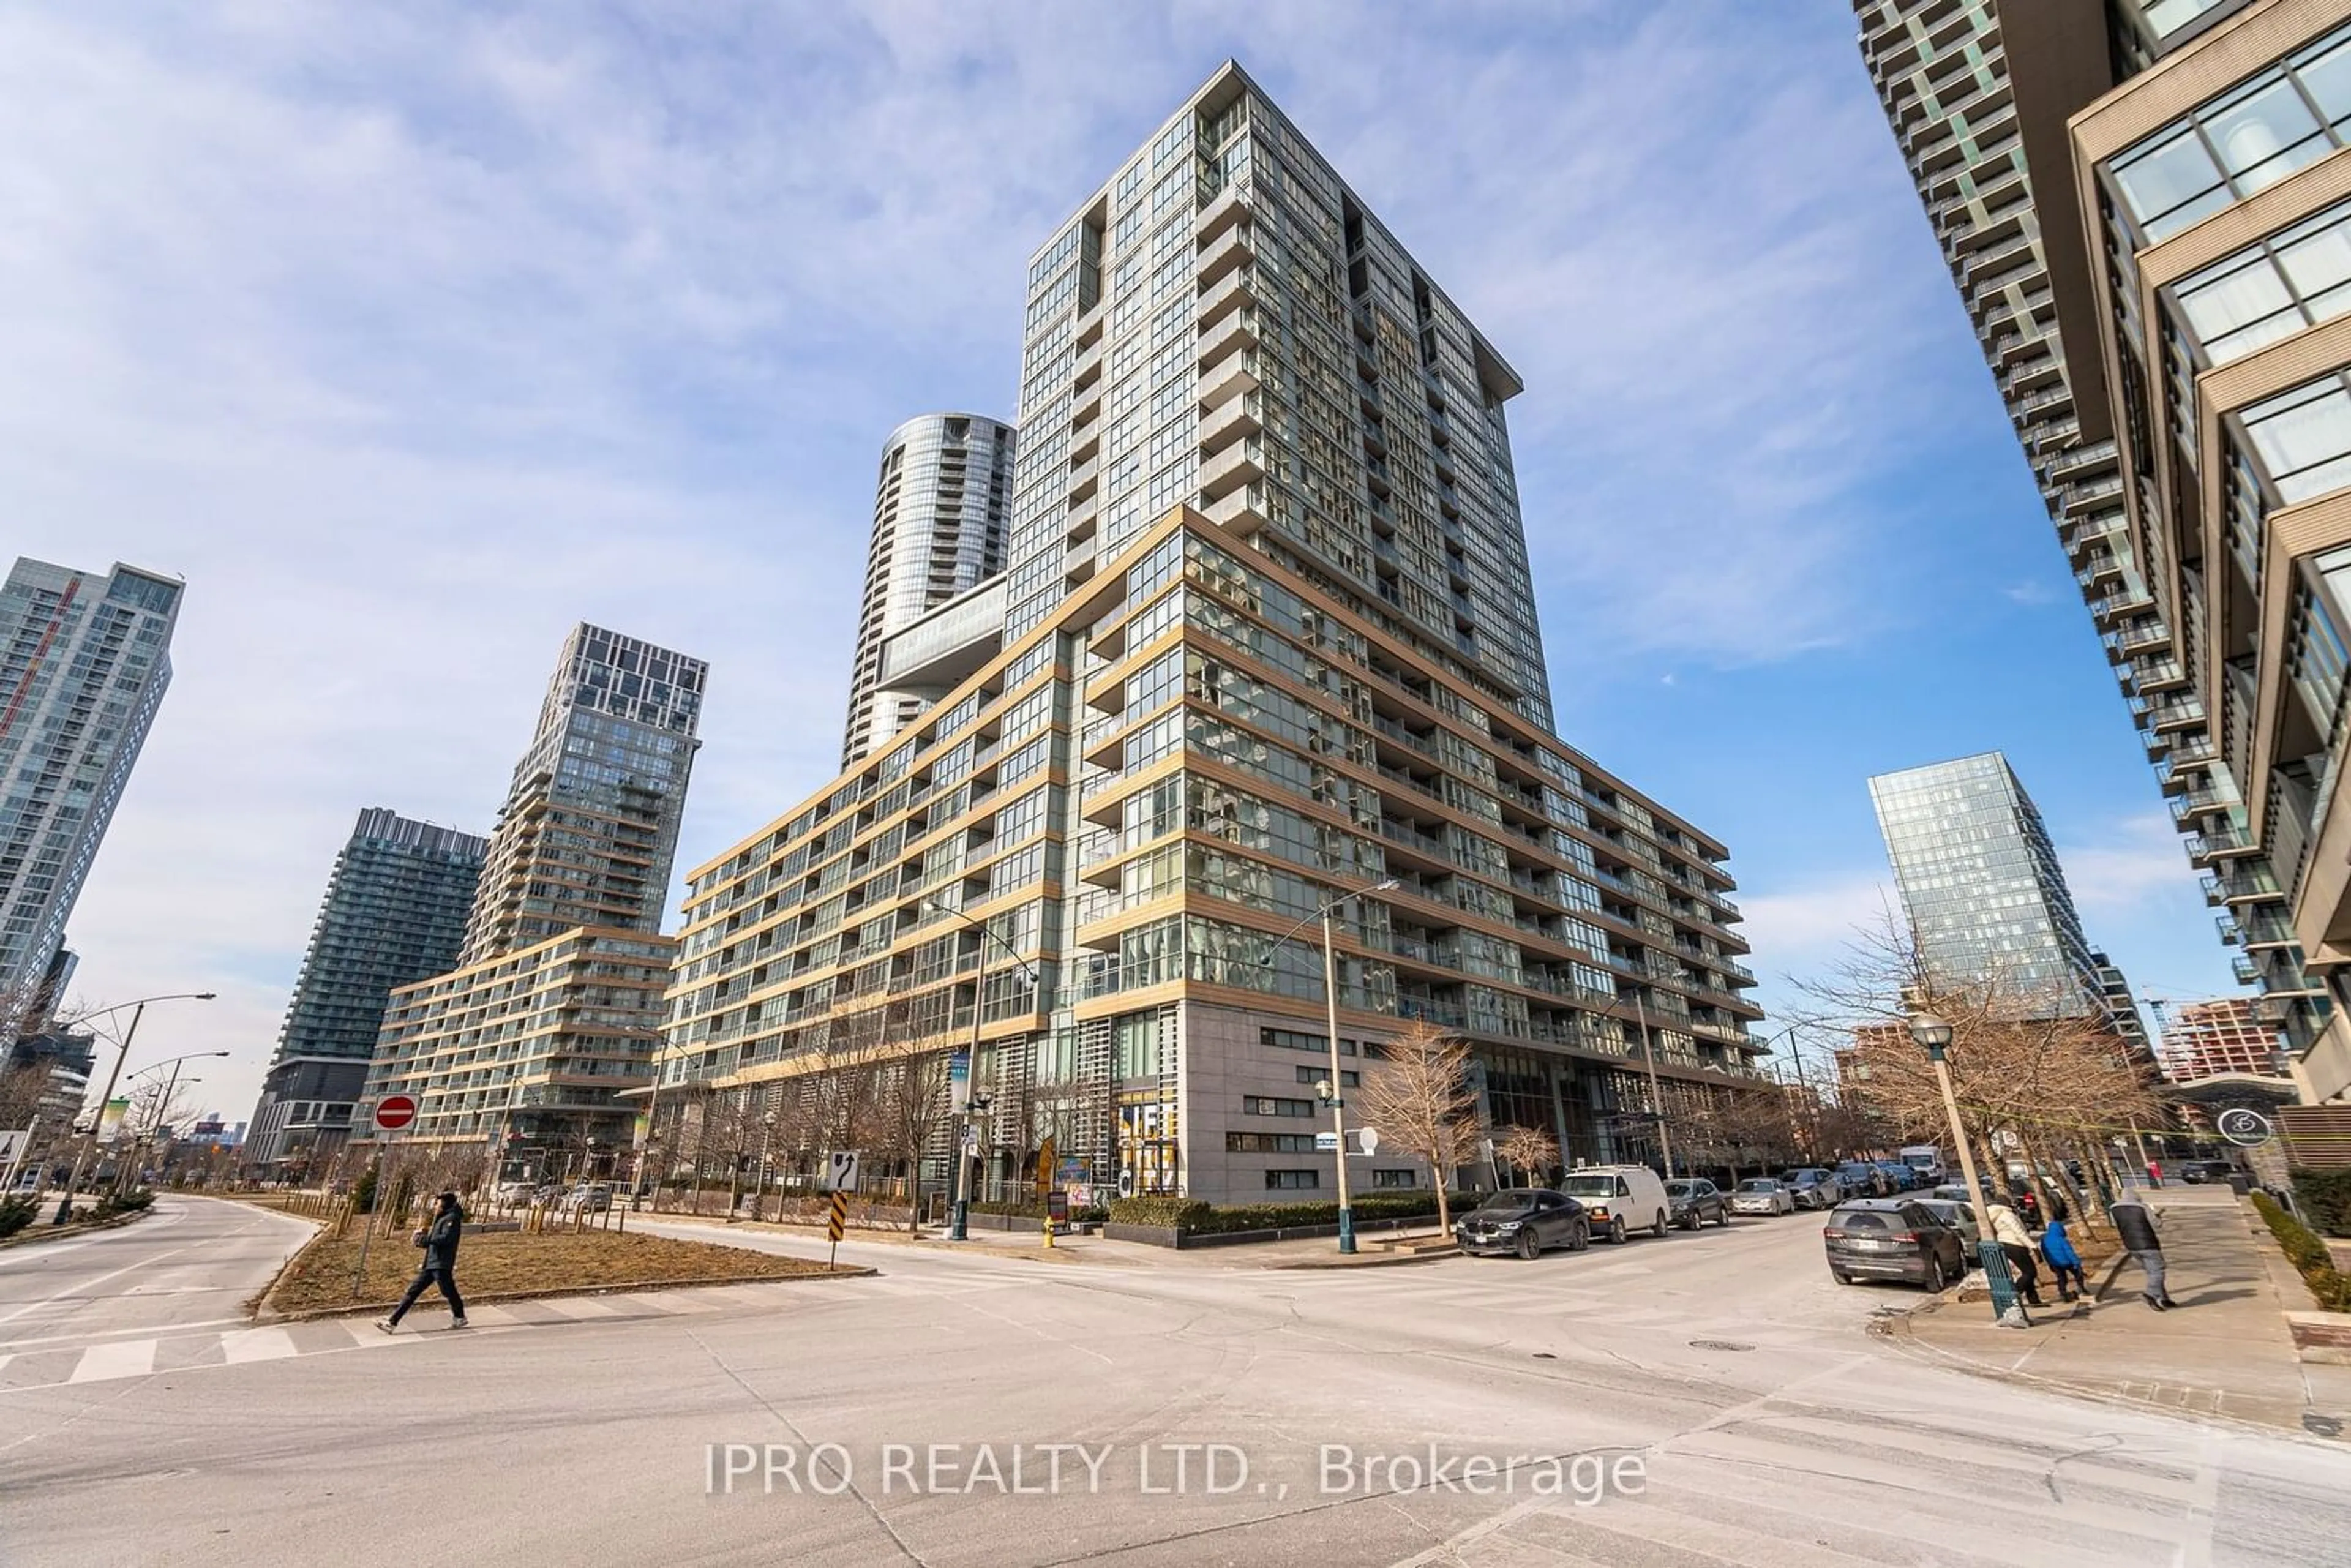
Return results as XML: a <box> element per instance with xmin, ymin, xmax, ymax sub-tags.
<box><xmin>2113</xmin><ymin>127</ymin><xmax>2226</xmax><ymax>236</ymax></box>
<box><xmin>2204</xmin><ymin>79</ymin><xmax>2325</xmax><ymax>190</ymax></box>
<box><xmin>2244</xmin><ymin>374</ymin><xmax>2351</xmax><ymax>502</ymax></box>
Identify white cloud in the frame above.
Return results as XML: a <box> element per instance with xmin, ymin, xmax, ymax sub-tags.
<box><xmin>2055</xmin><ymin>811</ymin><xmax>2204</xmax><ymax>914</ymax></box>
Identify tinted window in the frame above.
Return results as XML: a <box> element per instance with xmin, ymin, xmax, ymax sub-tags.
<box><xmin>1838</xmin><ymin>1212</ymin><xmax>1888</xmax><ymax>1230</ymax></box>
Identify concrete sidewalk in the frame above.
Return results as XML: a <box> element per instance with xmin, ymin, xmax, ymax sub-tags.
<box><xmin>1883</xmin><ymin>1185</ymin><xmax>2351</xmax><ymax>1439</ymax></box>
<box><xmin>630</xmin><ymin>1208</ymin><xmax>1458</xmax><ymax>1269</ymax></box>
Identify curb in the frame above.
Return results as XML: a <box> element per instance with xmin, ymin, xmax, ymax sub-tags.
<box><xmin>256</xmin><ymin>1265</ymin><xmax>880</xmax><ymax>1324</ymax></box>
<box><xmin>0</xmin><ymin>1205</ymin><xmax>153</xmax><ymax>1251</ymax></box>
<box><xmin>1278</xmin><ymin>1245</ymin><xmax>1458</xmax><ymax>1270</ymax></box>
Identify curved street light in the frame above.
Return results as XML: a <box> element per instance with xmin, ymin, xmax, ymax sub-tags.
<box><xmin>51</xmin><ymin>992</ymin><xmax>218</xmax><ymax>1224</ymax></box>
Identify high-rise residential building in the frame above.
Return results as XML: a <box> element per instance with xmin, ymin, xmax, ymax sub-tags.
<box><xmin>2059</xmin><ymin>0</ymin><xmax>2351</xmax><ymax>1104</ymax></box>
<box><xmin>841</xmin><ymin>415</ymin><xmax>1016</xmax><ymax>769</ymax></box>
<box><xmin>244</xmin><ymin>809</ymin><xmax>486</xmax><ymax>1173</ymax></box>
<box><xmin>654</xmin><ymin>64</ymin><xmax>1764</xmax><ymax>1208</ymax></box>
<box><xmin>1854</xmin><ymin>2</ymin><xmax>2337</xmax><ymax>1093</ymax></box>
<box><xmin>0</xmin><ymin>558</ymin><xmax>181</xmax><ymax>1023</ymax></box>
<box><xmin>2160</xmin><ymin>996</ymin><xmax>2286</xmax><ymax>1080</ymax></box>
<box><xmin>354</xmin><ymin>626</ymin><xmax>706</xmax><ymax>1179</ymax></box>
<box><xmin>996</xmin><ymin>64</ymin><xmax>1552</xmax><ymax>733</ymax></box>
<box><xmin>1869</xmin><ymin>752</ymin><xmax>2140</xmax><ymax>1033</ymax></box>
<box><xmin>458</xmin><ymin>624</ymin><xmax>707</xmax><ymax>967</ymax></box>
<box><xmin>358</xmin><ymin>926</ymin><xmax>675</xmax><ymax>1177</ymax></box>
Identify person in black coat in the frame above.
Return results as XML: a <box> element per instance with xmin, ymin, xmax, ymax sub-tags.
<box><xmin>378</xmin><ymin>1192</ymin><xmax>469</xmax><ymax>1332</ymax></box>
<box><xmin>2112</xmin><ymin>1187</ymin><xmax>2177</xmax><ymax>1310</ymax></box>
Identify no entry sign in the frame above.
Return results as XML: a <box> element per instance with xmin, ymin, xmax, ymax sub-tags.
<box><xmin>373</xmin><ymin>1095</ymin><xmax>418</xmax><ymax>1131</ymax></box>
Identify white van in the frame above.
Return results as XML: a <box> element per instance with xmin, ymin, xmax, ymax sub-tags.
<box><xmin>1556</xmin><ymin>1165</ymin><xmax>1672</xmax><ymax>1242</ymax></box>
<box><xmin>1899</xmin><ymin>1144</ymin><xmax>1946</xmax><ymax>1183</ymax></box>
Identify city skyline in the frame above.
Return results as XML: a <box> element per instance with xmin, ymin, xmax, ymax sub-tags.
<box><xmin>2</xmin><ymin>7</ymin><xmax>2255</xmax><ymax>1123</ymax></box>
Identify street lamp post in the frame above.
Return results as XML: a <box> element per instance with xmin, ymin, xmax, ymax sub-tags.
<box><xmin>928</xmin><ymin>901</ymin><xmax>1037</xmax><ymax>1244</ymax></box>
<box><xmin>121</xmin><ymin>1051</ymin><xmax>229</xmax><ymax>1194</ymax></box>
<box><xmin>50</xmin><ymin>992</ymin><xmax>217</xmax><ymax>1223</ymax></box>
<box><xmin>1264</xmin><ymin>877</ymin><xmax>1400</xmax><ymax>1256</ymax></box>
<box><xmin>1907</xmin><ymin>1009</ymin><xmax>2029</xmax><ymax>1326</ymax></box>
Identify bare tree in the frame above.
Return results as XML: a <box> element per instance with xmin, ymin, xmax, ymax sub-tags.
<box><xmin>1796</xmin><ymin>906</ymin><xmax>2164</xmax><ymax>1195</ymax></box>
<box><xmin>1355</xmin><ymin>1023</ymin><xmax>1476</xmax><ymax>1231</ymax></box>
<box><xmin>870</xmin><ymin>1051</ymin><xmax>954</xmax><ymax>1234</ymax></box>
<box><xmin>1493</xmin><ymin>1123</ymin><xmax>1559</xmax><ymax>1188</ymax></box>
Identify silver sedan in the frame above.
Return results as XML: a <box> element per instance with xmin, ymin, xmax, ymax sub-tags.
<box><xmin>1729</xmin><ymin>1177</ymin><xmax>1796</xmax><ymax>1215</ymax></box>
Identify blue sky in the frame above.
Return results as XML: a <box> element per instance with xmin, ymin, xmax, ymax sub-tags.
<box><xmin>0</xmin><ymin>2</ymin><xmax>2244</xmax><ymax>1120</ymax></box>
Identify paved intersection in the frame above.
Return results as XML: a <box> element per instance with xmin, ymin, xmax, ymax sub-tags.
<box><xmin>0</xmin><ymin>1197</ymin><xmax>2344</xmax><ymax>1566</ymax></box>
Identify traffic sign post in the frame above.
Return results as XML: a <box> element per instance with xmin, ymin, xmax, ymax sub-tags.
<box><xmin>827</xmin><ymin>1150</ymin><xmax>861</xmax><ymax>1193</ymax></box>
<box><xmin>351</xmin><ymin>1097</ymin><xmax>418</xmax><ymax>1299</ymax></box>
<box><xmin>826</xmin><ymin>1190</ymin><xmax>848</xmax><ymax>1270</ymax></box>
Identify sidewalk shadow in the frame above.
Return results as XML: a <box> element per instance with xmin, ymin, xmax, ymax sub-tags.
<box><xmin>2169</xmin><ymin>1288</ymin><xmax>2257</xmax><ymax>1308</ymax></box>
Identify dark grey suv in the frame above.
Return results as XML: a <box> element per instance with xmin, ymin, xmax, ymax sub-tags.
<box><xmin>1455</xmin><ymin>1189</ymin><xmax>1591</xmax><ymax>1259</ymax></box>
<box><xmin>1663</xmin><ymin>1178</ymin><xmax>1730</xmax><ymax>1230</ymax></box>
<box><xmin>1823</xmin><ymin>1198</ymin><xmax>1965</xmax><ymax>1291</ymax></box>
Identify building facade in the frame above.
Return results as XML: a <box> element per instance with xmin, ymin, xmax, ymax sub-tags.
<box><xmin>2161</xmin><ymin>996</ymin><xmax>2287</xmax><ymax>1078</ymax></box>
<box><xmin>1854</xmin><ymin>1</ymin><xmax>2334</xmax><ymax>1085</ymax></box>
<box><xmin>356</xmin><ymin>926</ymin><xmax>674</xmax><ymax>1179</ymax></box>
<box><xmin>996</xmin><ymin>64</ymin><xmax>1553</xmax><ymax>734</ymax></box>
<box><xmin>244</xmin><ymin>808</ymin><xmax>487</xmax><ymax>1173</ymax></box>
<box><xmin>0</xmin><ymin>558</ymin><xmax>181</xmax><ymax>1020</ymax></box>
<box><xmin>458</xmin><ymin>624</ymin><xmax>706</xmax><ymax>967</ymax></box>
<box><xmin>841</xmin><ymin>415</ymin><xmax>1017</xmax><ymax>769</ymax></box>
<box><xmin>2056</xmin><ymin>0</ymin><xmax>2351</xmax><ymax>1102</ymax></box>
<box><xmin>1869</xmin><ymin>752</ymin><xmax>2135</xmax><ymax>1028</ymax></box>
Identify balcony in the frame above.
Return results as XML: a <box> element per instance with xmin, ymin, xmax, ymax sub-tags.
<box><xmin>1196</xmin><ymin>223</ymin><xmax>1254</xmax><ymax>288</ymax></box>
<box><xmin>1196</xmin><ymin>306</ymin><xmax>1261</xmax><ymax>369</ymax></box>
<box><xmin>1198</xmin><ymin>437</ymin><xmax>1266</xmax><ymax>502</ymax></box>
<box><xmin>1201</xmin><ymin>483</ymin><xmax>1269</xmax><ymax>538</ymax></box>
<box><xmin>1199</xmin><ymin>347</ymin><xmax>1261</xmax><ymax>410</ymax></box>
<box><xmin>1196</xmin><ymin>265</ymin><xmax>1256</xmax><ymax>330</ymax></box>
<box><xmin>1199</xmin><ymin>389</ymin><xmax>1264</xmax><ymax>454</ymax></box>
<box><xmin>1194</xmin><ymin>184</ymin><xmax>1251</xmax><ymax>246</ymax></box>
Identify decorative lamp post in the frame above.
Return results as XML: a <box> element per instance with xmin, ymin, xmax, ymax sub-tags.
<box><xmin>1907</xmin><ymin>1008</ymin><xmax>2029</xmax><ymax>1326</ymax></box>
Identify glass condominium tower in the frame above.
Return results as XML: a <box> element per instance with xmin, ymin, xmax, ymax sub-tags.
<box><xmin>244</xmin><ymin>808</ymin><xmax>487</xmax><ymax>1171</ymax></box>
<box><xmin>841</xmin><ymin>413</ymin><xmax>1016</xmax><ymax>768</ymax></box>
<box><xmin>1869</xmin><ymin>752</ymin><xmax>2120</xmax><ymax>1015</ymax></box>
<box><xmin>658</xmin><ymin>63</ymin><xmax>1764</xmax><ymax>1207</ymax></box>
<box><xmin>0</xmin><ymin>558</ymin><xmax>181</xmax><ymax>1021</ymax></box>
<box><xmin>458</xmin><ymin>623</ymin><xmax>707</xmax><ymax>966</ymax></box>
<box><xmin>1852</xmin><ymin>0</ymin><xmax>2330</xmax><ymax>1078</ymax></box>
<box><xmin>1002</xmin><ymin>62</ymin><xmax>1552</xmax><ymax>733</ymax></box>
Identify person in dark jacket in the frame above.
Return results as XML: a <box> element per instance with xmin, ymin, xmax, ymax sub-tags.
<box><xmin>378</xmin><ymin>1192</ymin><xmax>468</xmax><ymax>1332</ymax></box>
<box><xmin>2040</xmin><ymin>1215</ymin><xmax>2087</xmax><ymax>1302</ymax></box>
<box><xmin>2111</xmin><ymin>1187</ymin><xmax>2175</xmax><ymax>1310</ymax></box>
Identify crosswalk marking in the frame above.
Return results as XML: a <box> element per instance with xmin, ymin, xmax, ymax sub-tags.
<box><xmin>68</xmin><ymin>1339</ymin><xmax>155</xmax><ymax>1382</ymax></box>
<box><xmin>219</xmin><ymin>1326</ymin><xmax>296</xmax><ymax>1365</ymax></box>
<box><xmin>0</xmin><ymin>1277</ymin><xmax>846</xmax><ymax>1397</ymax></box>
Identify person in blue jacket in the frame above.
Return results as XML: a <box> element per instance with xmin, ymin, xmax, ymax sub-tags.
<box><xmin>2041</xmin><ymin>1212</ymin><xmax>2087</xmax><ymax>1302</ymax></box>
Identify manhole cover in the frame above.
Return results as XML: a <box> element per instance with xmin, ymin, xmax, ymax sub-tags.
<box><xmin>1689</xmin><ymin>1339</ymin><xmax>1755</xmax><ymax>1352</ymax></box>
<box><xmin>2304</xmin><ymin>1413</ymin><xmax>2344</xmax><ymax>1438</ymax></box>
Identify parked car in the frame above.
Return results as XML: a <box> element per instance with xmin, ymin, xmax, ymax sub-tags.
<box><xmin>566</xmin><ymin>1182</ymin><xmax>612</xmax><ymax>1212</ymax></box>
<box><xmin>1836</xmin><ymin>1161</ymin><xmax>1891</xmax><ymax>1198</ymax></box>
<box><xmin>2178</xmin><ymin>1158</ymin><xmax>2237</xmax><ymax>1185</ymax></box>
<box><xmin>1730</xmin><ymin>1177</ymin><xmax>1796</xmax><ymax>1215</ymax></box>
<box><xmin>1909</xmin><ymin>1196</ymin><xmax>1982</xmax><ymax>1262</ymax></box>
<box><xmin>1783</xmin><ymin>1169</ymin><xmax>1843</xmax><ymax>1210</ymax></box>
<box><xmin>1454</xmin><ymin>1188</ymin><xmax>1591</xmax><ymax>1259</ymax></box>
<box><xmin>494</xmin><ymin>1181</ymin><xmax>538</xmax><ymax>1206</ymax></box>
<box><xmin>1898</xmin><ymin>1144</ymin><xmax>1946</xmax><ymax>1184</ymax></box>
<box><xmin>1823</xmin><ymin>1198</ymin><xmax>1967</xmax><ymax>1291</ymax></box>
<box><xmin>1558</xmin><ymin>1166</ymin><xmax>1672</xmax><ymax>1242</ymax></box>
<box><xmin>1872</xmin><ymin>1160</ymin><xmax>1917</xmax><ymax>1193</ymax></box>
<box><xmin>1664</xmin><ymin>1177</ymin><xmax>1731</xmax><ymax>1229</ymax></box>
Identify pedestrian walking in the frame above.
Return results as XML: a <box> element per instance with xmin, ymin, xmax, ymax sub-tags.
<box><xmin>2040</xmin><ymin>1214</ymin><xmax>2087</xmax><ymax>1302</ymax></box>
<box><xmin>378</xmin><ymin>1191</ymin><xmax>468</xmax><ymax>1332</ymax></box>
<box><xmin>2112</xmin><ymin>1185</ymin><xmax>2176</xmax><ymax>1311</ymax></box>
<box><xmin>2147</xmin><ymin>1158</ymin><xmax>2164</xmax><ymax>1189</ymax></box>
<box><xmin>1985</xmin><ymin>1202</ymin><xmax>2045</xmax><ymax>1307</ymax></box>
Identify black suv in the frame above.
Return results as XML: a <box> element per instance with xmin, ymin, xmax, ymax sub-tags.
<box><xmin>1663</xmin><ymin>1178</ymin><xmax>1730</xmax><ymax>1230</ymax></box>
<box><xmin>1823</xmin><ymin>1198</ymin><xmax>1965</xmax><ymax>1291</ymax></box>
<box><xmin>1455</xmin><ymin>1189</ymin><xmax>1591</xmax><ymax>1259</ymax></box>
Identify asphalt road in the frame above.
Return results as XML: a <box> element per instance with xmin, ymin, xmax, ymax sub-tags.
<box><xmin>1</xmin><ymin>1196</ymin><xmax>2345</xmax><ymax>1567</ymax></box>
<box><xmin>0</xmin><ymin>1197</ymin><xmax>314</xmax><ymax>1354</ymax></box>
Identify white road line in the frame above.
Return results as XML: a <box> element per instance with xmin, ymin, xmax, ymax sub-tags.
<box><xmin>0</xmin><ymin>1237</ymin><xmax>211</xmax><ymax>1327</ymax></box>
<box><xmin>218</xmin><ymin>1327</ymin><xmax>298</xmax><ymax>1365</ymax></box>
<box><xmin>0</xmin><ymin>1315</ymin><xmax>250</xmax><ymax>1352</ymax></box>
<box><xmin>67</xmin><ymin>1338</ymin><xmax>156</xmax><ymax>1383</ymax></box>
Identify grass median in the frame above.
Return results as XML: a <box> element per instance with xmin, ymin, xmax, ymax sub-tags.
<box><xmin>265</xmin><ymin>1225</ymin><xmax>852</xmax><ymax>1318</ymax></box>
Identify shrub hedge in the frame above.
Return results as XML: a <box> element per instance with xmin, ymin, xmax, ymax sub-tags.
<box><xmin>2252</xmin><ymin>1190</ymin><xmax>2351</xmax><ymax>1311</ymax></box>
<box><xmin>2290</xmin><ymin>1167</ymin><xmax>2351</xmax><ymax>1239</ymax></box>
<box><xmin>1108</xmin><ymin>1191</ymin><xmax>1477</xmax><ymax>1236</ymax></box>
<box><xmin>0</xmin><ymin>1194</ymin><xmax>37</xmax><ymax>1239</ymax></box>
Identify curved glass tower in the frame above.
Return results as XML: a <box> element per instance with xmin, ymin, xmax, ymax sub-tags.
<box><xmin>841</xmin><ymin>413</ymin><xmax>1016</xmax><ymax>768</ymax></box>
